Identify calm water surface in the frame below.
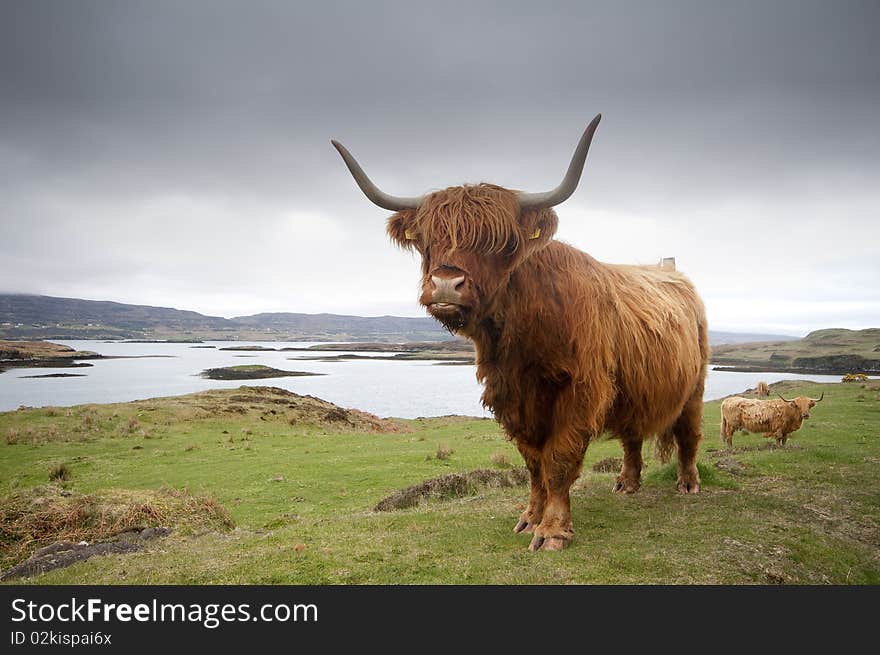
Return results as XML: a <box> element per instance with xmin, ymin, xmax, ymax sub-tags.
<box><xmin>0</xmin><ymin>340</ymin><xmax>852</xmax><ymax>418</ymax></box>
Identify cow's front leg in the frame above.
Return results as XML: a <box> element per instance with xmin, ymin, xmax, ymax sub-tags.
<box><xmin>528</xmin><ymin>434</ymin><xmax>587</xmax><ymax>552</ymax></box>
<box><xmin>513</xmin><ymin>441</ymin><xmax>545</xmax><ymax>534</ymax></box>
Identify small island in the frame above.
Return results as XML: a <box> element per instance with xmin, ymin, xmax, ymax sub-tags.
<box><xmin>0</xmin><ymin>340</ymin><xmax>101</xmax><ymax>373</ymax></box>
<box><xmin>199</xmin><ymin>365</ymin><xmax>324</xmax><ymax>380</ymax></box>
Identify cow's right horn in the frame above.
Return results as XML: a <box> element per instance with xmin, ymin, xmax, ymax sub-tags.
<box><xmin>331</xmin><ymin>140</ymin><xmax>423</xmax><ymax>211</ymax></box>
<box><xmin>517</xmin><ymin>113</ymin><xmax>602</xmax><ymax>211</ymax></box>
<box><xmin>777</xmin><ymin>393</ymin><xmax>793</xmax><ymax>403</ymax></box>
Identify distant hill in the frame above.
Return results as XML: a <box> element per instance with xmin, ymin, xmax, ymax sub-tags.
<box><xmin>711</xmin><ymin>328</ymin><xmax>880</xmax><ymax>374</ymax></box>
<box><xmin>0</xmin><ymin>294</ymin><xmax>231</xmax><ymax>336</ymax></box>
<box><xmin>229</xmin><ymin>312</ymin><xmax>454</xmax><ymax>342</ymax></box>
<box><xmin>0</xmin><ymin>293</ymin><xmax>803</xmax><ymax>345</ymax></box>
<box><xmin>0</xmin><ymin>294</ymin><xmax>453</xmax><ymax>342</ymax></box>
<box><xmin>709</xmin><ymin>331</ymin><xmax>799</xmax><ymax>346</ymax></box>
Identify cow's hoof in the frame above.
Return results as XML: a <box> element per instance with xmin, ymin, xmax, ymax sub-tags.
<box><xmin>612</xmin><ymin>477</ymin><xmax>640</xmax><ymax>494</ymax></box>
<box><xmin>528</xmin><ymin>534</ymin><xmax>570</xmax><ymax>552</ymax></box>
<box><xmin>513</xmin><ymin>518</ymin><xmax>535</xmax><ymax>534</ymax></box>
<box><xmin>677</xmin><ymin>480</ymin><xmax>700</xmax><ymax>494</ymax></box>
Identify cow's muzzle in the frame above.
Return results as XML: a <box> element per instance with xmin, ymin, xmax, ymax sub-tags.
<box><xmin>429</xmin><ymin>274</ymin><xmax>465</xmax><ymax>307</ymax></box>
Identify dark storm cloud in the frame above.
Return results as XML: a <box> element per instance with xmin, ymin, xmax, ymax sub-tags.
<box><xmin>1</xmin><ymin>1</ymin><xmax>878</xmax><ymax>332</ymax></box>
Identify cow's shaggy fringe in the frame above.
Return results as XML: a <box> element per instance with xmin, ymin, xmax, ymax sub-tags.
<box><xmin>388</xmin><ymin>183</ymin><xmax>558</xmax><ymax>256</ymax></box>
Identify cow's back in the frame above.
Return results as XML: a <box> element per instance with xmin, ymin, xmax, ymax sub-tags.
<box><xmin>602</xmin><ymin>261</ymin><xmax>708</xmax><ymax>437</ymax></box>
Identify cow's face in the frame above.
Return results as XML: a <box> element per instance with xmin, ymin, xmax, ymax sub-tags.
<box><xmin>386</xmin><ymin>184</ymin><xmax>558</xmax><ymax>333</ymax></box>
<box><xmin>792</xmin><ymin>397</ymin><xmax>817</xmax><ymax>420</ymax></box>
<box><xmin>331</xmin><ymin>115</ymin><xmax>601</xmax><ymax>332</ymax></box>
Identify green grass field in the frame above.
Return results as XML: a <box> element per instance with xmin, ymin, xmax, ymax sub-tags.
<box><xmin>1</xmin><ymin>380</ymin><xmax>878</xmax><ymax>584</ymax></box>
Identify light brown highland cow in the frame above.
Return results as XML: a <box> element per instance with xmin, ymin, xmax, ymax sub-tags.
<box><xmin>721</xmin><ymin>393</ymin><xmax>824</xmax><ymax>447</ymax></box>
<box><xmin>333</xmin><ymin>115</ymin><xmax>709</xmax><ymax>551</ymax></box>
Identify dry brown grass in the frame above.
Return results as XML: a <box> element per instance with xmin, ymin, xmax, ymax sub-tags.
<box><xmin>592</xmin><ymin>457</ymin><xmax>623</xmax><ymax>473</ymax></box>
<box><xmin>5</xmin><ymin>423</ymin><xmax>73</xmax><ymax>445</ymax></box>
<box><xmin>0</xmin><ymin>486</ymin><xmax>234</xmax><ymax>569</ymax></box>
<box><xmin>48</xmin><ymin>462</ymin><xmax>70</xmax><ymax>482</ymax></box>
<box><xmin>435</xmin><ymin>443</ymin><xmax>454</xmax><ymax>460</ymax></box>
<box><xmin>489</xmin><ymin>451</ymin><xmax>511</xmax><ymax>468</ymax></box>
<box><xmin>373</xmin><ymin>468</ymin><xmax>529</xmax><ymax>511</ymax></box>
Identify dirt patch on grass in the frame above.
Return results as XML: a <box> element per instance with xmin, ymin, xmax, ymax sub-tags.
<box><xmin>591</xmin><ymin>457</ymin><xmax>622</xmax><ymax>473</ymax></box>
<box><xmin>0</xmin><ymin>485</ymin><xmax>234</xmax><ymax>575</ymax></box>
<box><xmin>708</xmin><ymin>443</ymin><xmax>803</xmax><ymax>456</ymax></box>
<box><xmin>373</xmin><ymin>467</ymin><xmax>529</xmax><ymax>512</ymax></box>
<box><xmin>720</xmin><ymin>536</ymin><xmax>799</xmax><ymax>584</ymax></box>
<box><xmin>714</xmin><ymin>456</ymin><xmax>748</xmax><ymax>476</ymax></box>
<box><xmin>1</xmin><ymin>527</ymin><xmax>172</xmax><ymax>581</ymax></box>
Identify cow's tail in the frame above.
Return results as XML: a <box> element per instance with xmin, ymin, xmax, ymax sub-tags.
<box><xmin>655</xmin><ymin>427</ymin><xmax>675</xmax><ymax>464</ymax></box>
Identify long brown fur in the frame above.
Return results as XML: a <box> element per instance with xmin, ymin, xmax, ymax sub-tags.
<box><xmin>386</xmin><ymin>183</ymin><xmax>708</xmax><ymax>550</ymax></box>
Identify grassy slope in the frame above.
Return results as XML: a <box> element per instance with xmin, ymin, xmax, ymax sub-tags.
<box><xmin>711</xmin><ymin>328</ymin><xmax>880</xmax><ymax>369</ymax></box>
<box><xmin>1</xmin><ymin>381</ymin><xmax>878</xmax><ymax>584</ymax></box>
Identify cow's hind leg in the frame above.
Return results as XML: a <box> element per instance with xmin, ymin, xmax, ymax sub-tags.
<box><xmin>528</xmin><ymin>432</ymin><xmax>587</xmax><ymax>552</ymax></box>
<box><xmin>513</xmin><ymin>441</ymin><xmax>545</xmax><ymax>534</ymax></box>
<box><xmin>613</xmin><ymin>437</ymin><xmax>643</xmax><ymax>493</ymax></box>
<box><xmin>673</xmin><ymin>390</ymin><xmax>703</xmax><ymax>494</ymax></box>
<box><xmin>720</xmin><ymin>417</ymin><xmax>734</xmax><ymax>449</ymax></box>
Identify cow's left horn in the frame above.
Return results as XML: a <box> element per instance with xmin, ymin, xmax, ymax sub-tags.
<box><xmin>331</xmin><ymin>140</ymin><xmax>423</xmax><ymax>211</ymax></box>
<box><xmin>811</xmin><ymin>392</ymin><xmax>825</xmax><ymax>403</ymax></box>
<box><xmin>517</xmin><ymin>113</ymin><xmax>602</xmax><ymax>211</ymax></box>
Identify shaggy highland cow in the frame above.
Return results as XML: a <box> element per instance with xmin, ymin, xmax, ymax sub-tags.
<box><xmin>332</xmin><ymin>115</ymin><xmax>709</xmax><ymax>551</ymax></box>
<box><xmin>721</xmin><ymin>392</ymin><xmax>824</xmax><ymax>447</ymax></box>
<box><xmin>756</xmin><ymin>381</ymin><xmax>770</xmax><ymax>397</ymax></box>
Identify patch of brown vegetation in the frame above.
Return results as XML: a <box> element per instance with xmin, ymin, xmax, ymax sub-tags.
<box><xmin>373</xmin><ymin>467</ymin><xmax>529</xmax><ymax>512</ymax></box>
<box><xmin>0</xmin><ymin>485</ymin><xmax>233</xmax><ymax>572</ymax></box>
<box><xmin>5</xmin><ymin>423</ymin><xmax>79</xmax><ymax>445</ymax></box>
<box><xmin>48</xmin><ymin>462</ymin><xmax>71</xmax><ymax>482</ymax></box>
<box><xmin>148</xmin><ymin>386</ymin><xmax>408</xmax><ymax>432</ymax></box>
<box><xmin>709</xmin><ymin>443</ymin><xmax>803</xmax><ymax>456</ymax></box>
<box><xmin>591</xmin><ymin>457</ymin><xmax>622</xmax><ymax>473</ymax></box>
<box><xmin>714</xmin><ymin>456</ymin><xmax>748</xmax><ymax>476</ymax></box>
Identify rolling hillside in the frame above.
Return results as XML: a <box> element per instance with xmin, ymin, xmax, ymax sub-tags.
<box><xmin>0</xmin><ymin>294</ymin><xmax>453</xmax><ymax>342</ymax></box>
<box><xmin>711</xmin><ymin>328</ymin><xmax>880</xmax><ymax>374</ymax></box>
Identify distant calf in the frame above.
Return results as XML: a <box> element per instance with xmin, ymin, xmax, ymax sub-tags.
<box><xmin>720</xmin><ymin>393</ymin><xmax>824</xmax><ymax>447</ymax></box>
<box><xmin>755</xmin><ymin>381</ymin><xmax>770</xmax><ymax>396</ymax></box>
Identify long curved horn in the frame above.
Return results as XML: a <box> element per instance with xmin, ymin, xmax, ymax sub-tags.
<box><xmin>777</xmin><ymin>393</ymin><xmax>793</xmax><ymax>403</ymax></box>
<box><xmin>331</xmin><ymin>140</ymin><xmax>423</xmax><ymax>211</ymax></box>
<box><xmin>517</xmin><ymin>113</ymin><xmax>602</xmax><ymax>211</ymax></box>
<box><xmin>810</xmin><ymin>392</ymin><xmax>825</xmax><ymax>403</ymax></box>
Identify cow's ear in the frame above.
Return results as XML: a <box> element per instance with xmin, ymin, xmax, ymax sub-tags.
<box><xmin>387</xmin><ymin>210</ymin><xmax>418</xmax><ymax>250</ymax></box>
<box><xmin>520</xmin><ymin>207</ymin><xmax>559</xmax><ymax>249</ymax></box>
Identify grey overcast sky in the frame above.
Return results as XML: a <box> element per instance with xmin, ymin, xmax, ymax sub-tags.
<box><xmin>1</xmin><ymin>0</ymin><xmax>878</xmax><ymax>335</ymax></box>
